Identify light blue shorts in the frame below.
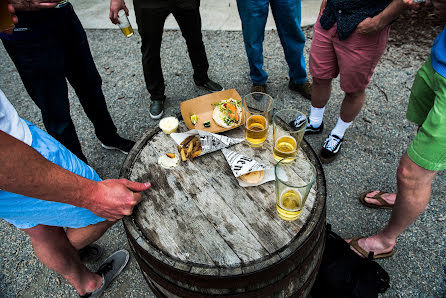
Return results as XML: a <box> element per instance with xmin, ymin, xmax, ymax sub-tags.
<box><xmin>0</xmin><ymin>120</ymin><xmax>106</xmax><ymax>229</ymax></box>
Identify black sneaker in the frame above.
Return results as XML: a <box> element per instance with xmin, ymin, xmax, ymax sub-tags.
<box><xmin>289</xmin><ymin>80</ymin><xmax>312</xmax><ymax>100</ymax></box>
<box><xmin>80</xmin><ymin>250</ymin><xmax>130</xmax><ymax>298</ymax></box>
<box><xmin>288</xmin><ymin>115</ymin><xmax>307</xmax><ymax>131</ymax></box>
<box><xmin>320</xmin><ymin>134</ymin><xmax>343</xmax><ymax>163</ymax></box>
<box><xmin>251</xmin><ymin>84</ymin><xmax>267</xmax><ymax>94</ymax></box>
<box><xmin>149</xmin><ymin>100</ymin><xmax>164</xmax><ymax>119</ymax></box>
<box><xmin>100</xmin><ymin>135</ymin><xmax>135</xmax><ymax>154</ymax></box>
<box><xmin>305</xmin><ymin>121</ymin><xmax>324</xmax><ymax>135</ymax></box>
<box><xmin>195</xmin><ymin>79</ymin><xmax>224</xmax><ymax>92</ymax></box>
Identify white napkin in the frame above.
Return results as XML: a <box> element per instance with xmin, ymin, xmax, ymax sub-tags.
<box><xmin>222</xmin><ymin>148</ymin><xmax>275</xmax><ymax>187</ymax></box>
<box><xmin>170</xmin><ymin>129</ymin><xmax>244</xmax><ymax>157</ymax></box>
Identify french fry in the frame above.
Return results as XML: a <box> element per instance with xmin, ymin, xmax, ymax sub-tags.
<box><xmin>166</xmin><ymin>153</ymin><xmax>175</xmax><ymax>158</ymax></box>
<box><xmin>180</xmin><ymin>135</ymin><xmax>195</xmax><ymax>147</ymax></box>
<box><xmin>180</xmin><ymin>148</ymin><xmax>187</xmax><ymax>162</ymax></box>
<box><xmin>186</xmin><ymin>139</ymin><xmax>195</xmax><ymax>157</ymax></box>
<box><xmin>190</xmin><ymin>149</ymin><xmax>202</xmax><ymax>160</ymax></box>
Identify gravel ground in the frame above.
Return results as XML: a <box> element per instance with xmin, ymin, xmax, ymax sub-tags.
<box><xmin>0</xmin><ymin>14</ymin><xmax>445</xmax><ymax>297</ymax></box>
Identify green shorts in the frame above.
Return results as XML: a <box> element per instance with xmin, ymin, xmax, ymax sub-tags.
<box><xmin>406</xmin><ymin>57</ymin><xmax>446</xmax><ymax>171</ymax></box>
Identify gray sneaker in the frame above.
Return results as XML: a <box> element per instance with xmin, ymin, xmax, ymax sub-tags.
<box><xmin>81</xmin><ymin>249</ymin><xmax>130</xmax><ymax>298</ymax></box>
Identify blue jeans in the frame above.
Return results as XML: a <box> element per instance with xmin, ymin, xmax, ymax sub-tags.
<box><xmin>236</xmin><ymin>0</ymin><xmax>307</xmax><ymax>85</ymax></box>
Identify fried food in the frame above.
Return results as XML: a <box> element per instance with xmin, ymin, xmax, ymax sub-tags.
<box><xmin>178</xmin><ymin>136</ymin><xmax>201</xmax><ymax>162</ymax></box>
<box><xmin>166</xmin><ymin>153</ymin><xmax>176</xmax><ymax>158</ymax></box>
<box><xmin>239</xmin><ymin>170</ymin><xmax>265</xmax><ymax>184</ymax></box>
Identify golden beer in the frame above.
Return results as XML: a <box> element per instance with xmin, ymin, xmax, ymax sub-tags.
<box><xmin>276</xmin><ymin>188</ymin><xmax>303</xmax><ymax>221</ymax></box>
<box><xmin>273</xmin><ymin>135</ymin><xmax>297</xmax><ymax>162</ymax></box>
<box><xmin>120</xmin><ymin>25</ymin><xmax>134</xmax><ymax>37</ymax></box>
<box><xmin>0</xmin><ymin>0</ymin><xmax>14</xmax><ymax>34</ymax></box>
<box><xmin>245</xmin><ymin>115</ymin><xmax>267</xmax><ymax>147</ymax></box>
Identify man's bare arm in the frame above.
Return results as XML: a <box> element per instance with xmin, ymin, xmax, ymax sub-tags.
<box><xmin>0</xmin><ymin>131</ymin><xmax>150</xmax><ymax>221</ymax></box>
<box><xmin>356</xmin><ymin>0</ymin><xmax>411</xmax><ymax>35</ymax></box>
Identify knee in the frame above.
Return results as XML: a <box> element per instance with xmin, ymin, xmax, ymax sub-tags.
<box><xmin>313</xmin><ymin>77</ymin><xmax>331</xmax><ymax>87</ymax></box>
<box><xmin>23</xmin><ymin>225</ymin><xmax>64</xmax><ymax>242</ymax></box>
<box><xmin>396</xmin><ymin>156</ymin><xmax>422</xmax><ymax>189</ymax></box>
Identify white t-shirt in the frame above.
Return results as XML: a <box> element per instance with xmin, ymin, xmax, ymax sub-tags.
<box><xmin>0</xmin><ymin>88</ymin><xmax>32</xmax><ymax>146</ymax></box>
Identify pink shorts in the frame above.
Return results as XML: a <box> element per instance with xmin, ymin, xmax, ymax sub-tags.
<box><xmin>309</xmin><ymin>18</ymin><xmax>390</xmax><ymax>93</ymax></box>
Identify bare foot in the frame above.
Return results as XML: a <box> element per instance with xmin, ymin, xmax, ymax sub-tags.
<box><xmin>364</xmin><ymin>190</ymin><xmax>396</xmax><ymax>207</ymax></box>
<box><xmin>347</xmin><ymin>235</ymin><xmax>396</xmax><ymax>258</ymax></box>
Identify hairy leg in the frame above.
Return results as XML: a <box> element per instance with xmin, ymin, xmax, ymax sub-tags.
<box><xmin>67</xmin><ymin>220</ymin><xmax>115</xmax><ymax>250</ymax></box>
<box><xmin>22</xmin><ymin>225</ymin><xmax>102</xmax><ymax>295</ymax></box>
<box><xmin>353</xmin><ymin>153</ymin><xmax>437</xmax><ymax>255</ymax></box>
<box><xmin>311</xmin><ymin>77</ymin><xmax>332</xmax><ymax>108</ymax></box>
<box><xmin>339</xmin><ymin>89</ymin><xmax>366</xmax><ymax>123</ymax></box>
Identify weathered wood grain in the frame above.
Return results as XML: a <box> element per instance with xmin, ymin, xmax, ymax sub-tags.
<box><xmin>127</xmin><ymin>121</ymin><xmax>317</xmax><ymax>270</ymax></box>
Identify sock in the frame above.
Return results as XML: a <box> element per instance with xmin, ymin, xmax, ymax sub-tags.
<box><xmin>308</xmin><ymin>106</ymin><xmax>325</xmax><ymax>128</ymax></box>
<box><xmin>331</xmin><ymin>117</ymin><xmax>352</xmax><ymax>138</ymax></box>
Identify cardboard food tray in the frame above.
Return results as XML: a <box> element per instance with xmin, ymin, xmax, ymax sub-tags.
<box><xmin>180</xmin><ymin>89</ymin><xmax>243</xmax><ymax>133</ymax></box>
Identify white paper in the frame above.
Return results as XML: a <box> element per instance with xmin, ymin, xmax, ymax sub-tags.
<box><xmin>221</xmin><ymin>149</ymin><xmax>275</xmax><ymax>187</ymax></box>
<box><xmin>170</xmin><ymin>130</ymin><xmax>244</xmax><ymax>157</ymax></box>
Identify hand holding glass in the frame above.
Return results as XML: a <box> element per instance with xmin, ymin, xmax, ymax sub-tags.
<box><xmin>117</xmin><ymin>10</ymin><xmax>134</xmax><ymax>37</ymax></box>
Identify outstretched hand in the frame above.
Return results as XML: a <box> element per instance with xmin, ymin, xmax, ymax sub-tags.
<box><xmin>88</xmin><ymin>179</ymin><xmax>151</xmax><ymax>221</ymax></box>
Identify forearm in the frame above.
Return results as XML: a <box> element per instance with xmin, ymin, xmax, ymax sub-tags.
<box><xmin>0</xmin><ymin>131</ymin><xmax>97</xmax><ymax>208</ymax></box>
<box><xmin>375</xmin><ymin>0</ymin><xmax>409</xmax><ymax>28</ymax></box>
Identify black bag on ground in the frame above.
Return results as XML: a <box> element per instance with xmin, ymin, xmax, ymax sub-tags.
<box><xmin>311</xmin><ymin>224</ymin><xmax>390</xmax><ymax>298</ymax></box>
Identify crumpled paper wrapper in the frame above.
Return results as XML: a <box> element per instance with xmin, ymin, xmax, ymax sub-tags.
<box><xmin>170</xmin><ymin>129</ymin><xmax>244</xmax><ymax>157</ymax></box>
<box><xmin>222</xmin><ymin>148</ymin><xmax>275</xmax><ymax>187</ymax></box>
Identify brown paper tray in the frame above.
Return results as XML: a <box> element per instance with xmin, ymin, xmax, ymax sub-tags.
<box><xmin>180</xmin><ymin>89</ymin><xmax>243</xmax><ymax>133</ymax></box>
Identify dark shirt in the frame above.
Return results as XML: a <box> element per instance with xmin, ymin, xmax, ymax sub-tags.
<box><xmin>133</xmin><ymin>0</ymin><xmax>199</xmax><ymax>9</ymax></box>
<box><xmin>320</xmin><ymin>0</ymin><xmax>393</xmax><ymax>40</ymax></box>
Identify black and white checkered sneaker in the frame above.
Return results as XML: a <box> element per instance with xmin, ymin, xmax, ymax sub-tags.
<box><xmin>320</xmin><ymin>134</ymin><xmax>343</xmax><ymax>163</ymax></box>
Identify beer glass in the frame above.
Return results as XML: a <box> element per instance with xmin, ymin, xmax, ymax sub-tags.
<box><xmin>242</xmin><ymin>92</ymin><xmax>273</xmax><ymax>147</ymax></box>
<box><xmin>272</xmin><ymin>109</ymin><xmax>307</xmax><ymax>162</ymax></box>
<box><xmin>275</xmin><ymin>157</ymin><xmax>316</xmax><ymax>221</ymax></box>
<box><xmin>117</xmin><ymin>10</ymin><xmax>134</xmax><ymax>37</ymax></box>
<box><xmin>0</xmin><ymin>0</ymin><xmax>14</xmax><ymax>34</ymax></box>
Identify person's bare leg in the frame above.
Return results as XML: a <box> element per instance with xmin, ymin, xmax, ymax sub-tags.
<box><xmin>22</xmin><ymin>225</ymin><xmax>102</xmax><ymax>295</ymax></box>
<box><xmin>339</xmin><ymin>89</ymin><xmax>366</xmax><ymax>123</ymax></box>
<box><xmin>353</xmin><ymin>153</ymin><xmax>438</xmax><ymax>255</ymax></box>
<box><xmin>66</xmin><ymin>220</ymin><xmax>115</xmax><ymax>250</ymax></box>
<box><xmin>311</xmin><ymin>77</ymin><xmax>332</xmax><ymax>108</ymax></box>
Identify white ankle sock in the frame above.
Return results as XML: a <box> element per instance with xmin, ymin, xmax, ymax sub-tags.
<box><xmin>308</xmin><ymin>106</ymin><xmax>325</xmax><ymax>128</ymax></box>
<box><xmin>331</xmin><ymin>117</ymin><xmax>352</xmax><ymax>138</ymax></box>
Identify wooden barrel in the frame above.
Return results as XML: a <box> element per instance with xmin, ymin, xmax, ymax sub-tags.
<box><xmin>120</xmin><ymin>120</ymin><xmax>326</xmax><ymax>298</ymax></box>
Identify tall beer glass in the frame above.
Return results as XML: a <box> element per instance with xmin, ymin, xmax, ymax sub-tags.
<box><xmin>242</xmin><ymin>92</ymin><xmax>273</xmax><ymax>147</ymax></box>
<box><xmin>272</xmin><ymin>109</ymin><xmax>307</xmax><ymax>162</ymax></box>
<box><xmin>275</xmin><ymin>157</ymin><xmax>316</xmax><ymax>221</ymax></box>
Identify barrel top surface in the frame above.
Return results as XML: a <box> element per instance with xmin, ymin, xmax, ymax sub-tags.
<box><xmin>122</xmin><ymin>121</ymin><xmax>324</xmax><ymax>272</ymax></box>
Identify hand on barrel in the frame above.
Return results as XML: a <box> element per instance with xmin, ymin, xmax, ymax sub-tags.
<box><xmin>109</xmin><ymin>0</ymin><xmax>129</xmax><ymax>24</ymax></box>
<box><xmin>89</xmin><ymin>179</ymin><xmax>151</xmax><ymax>221</ymax></box>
